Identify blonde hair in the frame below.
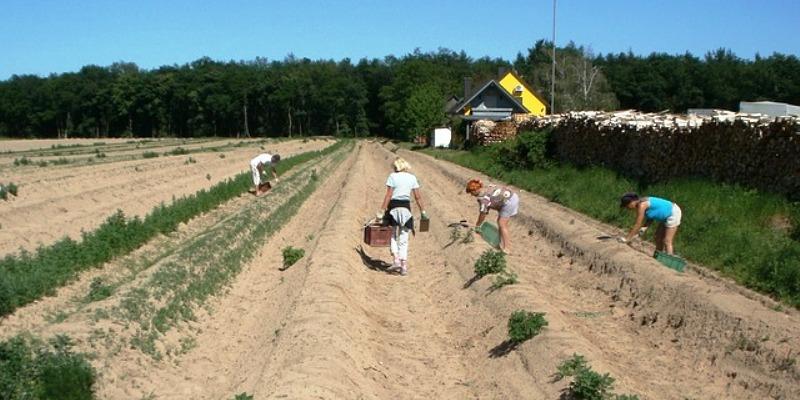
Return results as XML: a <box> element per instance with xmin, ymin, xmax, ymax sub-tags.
<box><xmin>392</xmin><ymin>157</ymin><xmax>411</xmax><ymax>172</ymax></box>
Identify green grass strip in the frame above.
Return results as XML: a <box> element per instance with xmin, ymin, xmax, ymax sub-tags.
<box><xmin>422</xmin><ymin>147</ymin><xmax>800</xmax><ymax>307</ymax></box>
<box><xmin>0</xmin><ymin>140</ymin><xmax>343</xmax><ymax>317</ymax></box>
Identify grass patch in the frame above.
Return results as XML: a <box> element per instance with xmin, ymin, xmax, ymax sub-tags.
<box><xmin>0</xmin><ymin>334</ymin><xmax>96</xmax><ymax>400</ymax></box>
<box><xmin>87</xmin><ymin>277</ymin><xmax>113</xmax><ymax>302</ymax></box>
<box><xmin>422</xmin><ymin>146</ymin><xmax>800</xmax><ymax>307</ymax></box>
<box><xmin>0</xmin><ymin>141</ymin><xmax>343</xmax><ymax>317</ymax></box>
<box><xmin>142</xmin><ymin>151</ymin><xmax>159</xmax><ymax>159</ymax></box>
<box><xmin>281</xmin><ymin>246</ymin><xmax>305</xmax><ymax>270</ymax></box>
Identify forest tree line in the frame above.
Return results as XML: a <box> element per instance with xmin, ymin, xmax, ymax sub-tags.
<box><xmin>1</xmin><ymin>40</ymin><xmax>798</xmax><ymax>140</ymax></box>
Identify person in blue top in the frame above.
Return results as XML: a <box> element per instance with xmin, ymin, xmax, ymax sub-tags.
<box><xmin>619</xmin><ymin>193</ymin><xmax>683</xmax><ymax>255</ymax></box>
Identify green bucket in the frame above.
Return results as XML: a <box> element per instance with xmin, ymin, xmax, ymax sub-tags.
<box><xmin>478</xmin><ymin>222</ymin><xmax>501</xmax><ymax>248</ymax></box>
<box><xmin>654</xmin><ymin>251</ymin><xmax>686</xmax><ymax>272</ymax></box>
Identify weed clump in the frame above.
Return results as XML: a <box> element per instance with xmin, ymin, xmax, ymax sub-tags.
<box><xmin>555</xmin><ymin>353</ymin><xmax>639</xmax><ymax>400</ymax></box>
<box><xmin>282</xmin><ymin>246</ymin><xmax>305</xmax><ymax>269</ymax></box>
<box><xmin>474</xmin><ymin>249</ymin><xmax>506</xmax><ymax>277</ymax></box>
<box><xmin>142</xmin><ymin>151</ymin><xmax>159</xmax><ymax>159</ymax></box>
<box><xmin>490</xmin><ymin>271</ymin><xmax>518</xmax><ymax>291</ymax></box>
<box><xmin>507</xmin><ymin>310</ymin><xmax>547</xmax><ymax>344</ymax></box>
<box><xmin>87</xmin><ymin>277</ymin><xmax>113</xmax><ymax>302</ymax></box>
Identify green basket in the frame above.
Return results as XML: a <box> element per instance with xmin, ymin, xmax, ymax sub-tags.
<box><xmin>478</xmin><ymin>222</ymin><xmax>501</xmax><ymax>248</ymax></box>
<box><xmin>654</xmin><ymin>251</ymin><xmax>686</xmax><ymax>272</ymax></box>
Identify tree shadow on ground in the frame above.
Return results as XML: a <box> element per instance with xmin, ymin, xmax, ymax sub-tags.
<box><xmin>488</xmin><ymin>339</ymin><xmax>518</xmax><ymax>358</ymax></box>
<box><xmin>355</xmin><ymin>246</ymin><xmax>397</xmax><ymax>274</ymax></box>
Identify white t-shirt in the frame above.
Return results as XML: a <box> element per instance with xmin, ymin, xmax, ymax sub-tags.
<box><xmin>250</xmin><ymin>153</ymin><xmax>273</xmax><ymax>168</ymax></box>
<box><xmin>386</xmin><ymin>172</ymin><xmax>420</xmax><ymax>201</ymax></box>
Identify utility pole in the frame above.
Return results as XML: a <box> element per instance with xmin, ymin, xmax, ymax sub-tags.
<box><xmin>551</xmin><ymin>0</ymin><xmax>557</xmax><ymax>115</ymax></box>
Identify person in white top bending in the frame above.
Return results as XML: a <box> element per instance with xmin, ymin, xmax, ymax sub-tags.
<box><xmin>250</xmin><ymin>153</ymin><xmax>281</xmax><ymax>196</ymax></box>
<box><xmin>377</xmin><ymin>157</ymin><xmax>427</xmax><ymax>276</ymax></box>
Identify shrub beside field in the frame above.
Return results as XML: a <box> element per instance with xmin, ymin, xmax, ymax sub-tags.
<box><xmin>0</xmin><ymin>335</ymin><xmax>96</xmax><ymax>400</ymax></box>
<box><xmin>0</xmin><ymin>140</ymin><xmax>344</xmax><ymax>317</ymax></box>
<box><xmin>422</xmin><ymin>132</ymin><xmax>800</xmax><ymax>307</ymax></box>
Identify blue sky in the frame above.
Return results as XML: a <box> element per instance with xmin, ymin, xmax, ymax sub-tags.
<box><xmin>1</xmin><ymin>0</ymin><xmax>798</xmax><ymax>80</ymax></box>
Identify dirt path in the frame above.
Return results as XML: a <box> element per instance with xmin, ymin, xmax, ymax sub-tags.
<box><xmin>2</xmin><ymin>140</ymin><xmax>797</xmax><ymax>399</ymax></box>
<box><xmin>0</xmin><ymin>138</ymin><xmax>332</xmax><ymax>256</ymax></box>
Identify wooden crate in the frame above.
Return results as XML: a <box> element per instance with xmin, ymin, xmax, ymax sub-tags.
<box><xmin>364</xmin><ymin>224</ymin><xmax>392</xmax><ymax>247</ymax></box>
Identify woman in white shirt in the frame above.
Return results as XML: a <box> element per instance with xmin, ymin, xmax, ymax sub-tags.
<box><xmin>377</xmin><ymin>157</ymin><xmax>427</xmax><ymax>276</ymax></box>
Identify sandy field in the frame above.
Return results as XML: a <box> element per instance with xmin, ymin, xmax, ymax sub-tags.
<box><xmin>0</xmin><ymin>137</ymin><xmax>332</xmax><ymax>256</ymax></box>
<box><xmin>1</xmin><ymin>140</ymin><xmax>797</xmax><ymax>399</ymax></box>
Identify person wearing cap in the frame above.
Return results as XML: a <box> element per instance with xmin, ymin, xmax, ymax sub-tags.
<box><xmin>376</xmin><ymin>157</ymin><xmax>427</xmax><ymax>276</ymax></box>
<box><xmin>619</xmin><ymin>193</ymin><xmax>682</xmax><ymax>255</ymax></box>
<box><xmin>465</xmin><ymin>178</ymin><xmax>519</xmax><ymax>254</ymax></box>
<box><xmin>250</xmin><ymin>153</ymin><xmax>281</xmax><ymax>196</ymax></box>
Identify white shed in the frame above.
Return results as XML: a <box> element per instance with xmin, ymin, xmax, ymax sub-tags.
<box><xmin>432</xmin><ymin>128</ymin><xmax>451</xmax><ymax>148</ymax></box>
<box><xmin>739</xmin><ymin>101</ymin><xmax>800</xmax><ymax>117</ymax></box>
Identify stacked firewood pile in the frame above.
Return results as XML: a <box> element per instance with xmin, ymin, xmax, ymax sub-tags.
<box><xmin>518</xmin><ymin>111</ymin><xmax>800</xmax><ymax>199</ymax></box>
<box><xmin>474</xmin><ymin>120</ymin><xmax>517</xmax><ymax>145</ymax></box>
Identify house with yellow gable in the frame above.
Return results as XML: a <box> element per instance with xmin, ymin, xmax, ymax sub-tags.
<box><xmin>448</xmin><ymin>68</ymin><xmax>548</xmax><ymax>144</ymax></box>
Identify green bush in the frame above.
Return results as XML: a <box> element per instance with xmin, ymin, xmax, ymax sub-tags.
<box><xmin>142</xmin><ymin>151</ymin><xmax>159</xmax><ymax>159</ymax></box>
<box><xmin>7</xmin><ymin>182</ymin><xmax>17</xmax><ymax>196</ymax></box>
<box><xmin>507</xmin><ymin>310</ymin><xmax>547</xmax><ymax>344</ymax></box>
<box><xmin>474</xmin><ymin>249</ymin><xmax>506</xmax><ymax>277</ymax></box>
<box><xmin>282</xmin><ymin>246</ymin><xmax>305</xmax><ymax>269</ymax></box>
<box><xmin>233</xmin><ymin>393</ymin><xmax>254</xmax><ymax>400</ymax></box>
<box><xmin>0</xmin><ymin>335</ymin><xmax>96</xmax><ymax>400</ymax></box>
<box><xmin>489</xmin><ymin>130</ymin><xmax>552</xmax><ymax>170</ymax></box>
<box><xmin>570</xmin><ymin>368</ymin><xmax>615</xmax><ymax>400</ymax></box>
<box><xmin>0</xmin><ymin>186</ymin><xmax>6</xmax><ymax>201</ymax></box>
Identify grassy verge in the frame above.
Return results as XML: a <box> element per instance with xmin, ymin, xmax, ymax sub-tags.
<box><xmin>421</xmin><ymin>146</ymin><xmax>800</xmax><ymax>307</ymax></box>
<box><xmin>0</xmin><ymin>140</ymin><xmax>342</xmax><ymax>317</ymax></box>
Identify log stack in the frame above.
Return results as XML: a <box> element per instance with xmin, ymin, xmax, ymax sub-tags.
<box><xmin>474</xmin><ymin>120</ymin><xmax>517</xmax><ymax>146</ymax></box>
<box><xmin>518</xmin><ymin>111</ymin><xmax>800</xmax><ymax>199</ymax></box>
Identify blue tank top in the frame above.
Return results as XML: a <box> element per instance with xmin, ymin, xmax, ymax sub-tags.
<box><xmin>645</xmin><ymin>197</ymin><xmax>673</xmax><ymax>222</ymax></box>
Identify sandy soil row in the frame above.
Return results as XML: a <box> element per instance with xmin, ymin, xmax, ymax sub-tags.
<box><xmin>0</xmin><ymin>138</ymin><xmax>332</xmax><ymax>256</ymax></box>
<box><xmin>0</xmin><ymin>138</ymin><xmax>143</xmax><ymax>152</ymax></box>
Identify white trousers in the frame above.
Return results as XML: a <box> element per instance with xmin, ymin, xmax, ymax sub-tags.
<box><xmin>250</xmin><ymin>164</ymin><xmax>262</xmax><ymax>186</ymax></box>
<box><xmin>390</xmin><ymin>227</ymin><xmax>410</xmax><ymax>261</ymax></box>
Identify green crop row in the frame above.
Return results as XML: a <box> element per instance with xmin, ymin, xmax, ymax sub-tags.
<box><xmin>118</xmin><ymin>142</ymin><xmax>350</xmax><ymax>358</ymax></box>
<box><xmin>0</xmin><ymin>141</ymin><xmax>342</xmax><ymax>317</ymax></box>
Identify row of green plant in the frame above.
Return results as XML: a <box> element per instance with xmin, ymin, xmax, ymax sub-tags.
<box><xmin>12</xmin><ymin>156</ymin><xmax>73</xmax><ymax>167</ymax></box>
<box><xmin>0</xmin><ymin>182</ymin><xmax>18</xmax><ymax>200</ymax></box>
<box><xmin>422</xmin><ymin>132</ymin><xmax>800</xmax><ymax>307</ymax></box>
<box><xmin>555</xmin><ymin>354</ymin><xmax>639</xmax><ymax>400</ymax></box>
<box><xmin>116</xmin><ymin>143</ymin><xmax>349</xmax><ymax>358</ymax></box>
<box><xmin>0</xmin><ymin>141</ymin><xmax>343</xmax><ymax>316</ymax></box>
<box><xmin>0</xmin><ymin>334</ymin><xmax>96</xmax><ymax>400</ymax></box>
